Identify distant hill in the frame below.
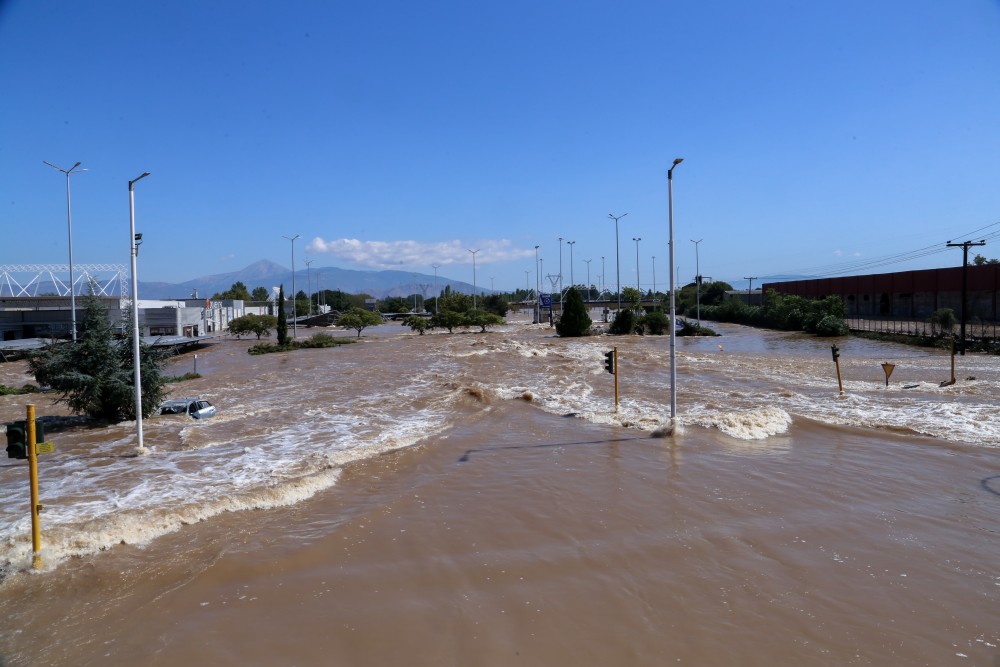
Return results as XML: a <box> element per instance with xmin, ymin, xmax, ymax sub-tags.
<box><xmin>139</xmin><ymin>260</ymin><xmax>477</xmax><ymax>300</ymax></box>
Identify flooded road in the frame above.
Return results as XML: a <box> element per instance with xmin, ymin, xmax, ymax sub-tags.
<box><xmin>1</xmin><ymin>320</ymin><xmax>998</xmax><ymax>665</ymax></box>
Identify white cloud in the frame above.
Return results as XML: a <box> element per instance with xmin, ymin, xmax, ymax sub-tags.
<box><xmin>305</xmin><ymin>237</ymin><xmax>535</xmax><ymax>268</ymax></box>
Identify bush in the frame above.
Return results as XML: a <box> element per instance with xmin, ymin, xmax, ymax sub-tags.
<box><xmin>164</xmin><ymin>372</ymin><xmax>202</xmax><ymax>383</ymax></box>
<box><xmin>608</xmin><ymin>309</ymin><xmax>637</xmax><ymax>335</ymax></box>
<box><xmin>931</xmin><ymin>308</ymin><xmax>957</xmax><ymax>335</ymax></box>
<box><xmin>813</xmin><ymin>315</ymin><xmax>849</xmax><ymax>337</ymax></box>
<box><xmin>639</xmin><ymin>311</ymin><xmax>669</xmax><ymax>335</ymax></box>
<box><xmin>248</xmin><ymin>332</ymin><xmax>349</xmax><ymax>355</ymax></box>
<box><xmin>0</xmin><ymin>383</ymin><xmax>39</xmax><ymax>395</ymax></box>
<box><xmin>297</xmin><ymin>332</ymin><xmax>345</xmax><ymax>348</ymax></box>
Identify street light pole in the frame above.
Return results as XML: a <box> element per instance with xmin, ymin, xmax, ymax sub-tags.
<box><xmin>432</xmin><ymin>264</ymin><xmax>441</xmax><ymax>314</ymax></box>
<box><xmin>601</xmin><ymin>256</ymin><xmax>606</xmax><ymax>298</ymax></box>
<box><xmin>567</xmin><ymin>241</ymin><xmax>575</xmax><ymax>293</ymax></box>
<box><xmin>558</xmin><ymin>237</ymin><xmax>564</xmax><ymax>299</ymax></box>
<box><xmin>534</xmin><ymin>245</ymin><xmax>540</xmax><ymax>323</ymax></box>
<box><xmin>283</xmin><ymin>235</ymin><xmax>300</xmax><ymax>338</ymax></box>
<box><xmin>584</xmin><ymin>259</ymin><xmax>592</xmax><ymax>302</ymax></box>
<box><xmin>691</xmin><ymin>239</ymin><xmax>702</xmax><ymax>327</ymax></box>
<box><xmin>128</xmin><ymin>171</ymin><xmax>150</xmax><ymax>453</ymax></box>
<box><xmin>667</xmin><ymin>158</ymin><xmax>683</xmax><ymax>425</ymax></box>
<box><xmin>652</xmin><ymin>256</ymin><xmax>657</xmax><ymax>306</ymax></box>
<box><xmin>304</xmin><ymin>259</ymin><xmax>313</xmax><ymax>317</ymax></box>
<box><xmin>608</xmin><ymin>214</ymin><xmax>627</xmax><ymax>311</ymax></box>
<box><xmin>43</xmin><ymin>160</ymin><xmax>86</xmax><ymax>341</ymax></box>
<box><xmin>633</xmin><ymin>237</ymin><xmax>642</xmax><ymax>293</ymax></box>
<box><xmin>467</xmin><ymin>248</ymin><xmax>480</xmax><ymax>309</ymax></box>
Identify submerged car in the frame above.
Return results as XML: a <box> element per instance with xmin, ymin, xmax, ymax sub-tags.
<box><xmin>159</xmin><ymin>397</ymin><xmax>217</xmax><ymax>419</ymax></box>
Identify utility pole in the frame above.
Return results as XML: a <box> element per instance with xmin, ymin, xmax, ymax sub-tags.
<box><xmin>744</xmin><ymin>276</ymin><xmax>757</xmax><ymax>305</ymax></box>
<box><xmin>947</xmin><ymin>239</ymin><xmax>986</xmax><ymax>355</ymax></box>
<box><xmin>584</xmin><ymin>259</ymin><xmax>592</xmax><ymax>302</ymax></box>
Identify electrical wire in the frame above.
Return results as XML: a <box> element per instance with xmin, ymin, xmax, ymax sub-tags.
<box><xmin>767</xmin><ymin>220</ymin><xmax>1000</xmax><ymax>279</ymax></box>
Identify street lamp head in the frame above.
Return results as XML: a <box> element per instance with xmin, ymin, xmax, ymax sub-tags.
<box><xmin>673</xmin><ymin>158</ymin><xmax>684</xmax><ymax>166</ymax></box>
<box><xmin>129</xmin><ymin>172</ymin><xmax>150</xmax><ymax>189</ymax></box>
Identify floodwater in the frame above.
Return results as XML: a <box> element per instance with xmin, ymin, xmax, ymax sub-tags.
<box><xmin>1</xmin><ymin>316</ymin><xmax>998</xmax><ymax>666</ymax></box>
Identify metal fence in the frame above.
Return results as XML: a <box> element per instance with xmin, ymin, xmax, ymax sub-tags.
<box><xmin>847</xmin><ymin>316</ymin><xmax>999</xmax><ymax>343</ymax></box>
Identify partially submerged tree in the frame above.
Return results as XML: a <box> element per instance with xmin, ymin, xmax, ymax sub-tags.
<box><xmin>29</xmin><ymin>290</ymin><xmax>168</xmax><ymax>422</ymax></box>
<box><xmin>465</xmin><ymin>309</ymin><xmax>504</xmax><ymax>333</ymax></box>
<box><xmin>403</xmin><ymin>315</ymin><xmax>429</xmax><ymax>335</ymax></box>
<box><xmin>338</xmin><ymin>307</ymin><xmax>384</xmax><ymax>337</ymax></box>
<box><xmin>555</xmin><ymin>286</ymin><xmax>591</xmax><ymax>337</ymax></box>
<box><xmin>430</xmin><ymin>310</ymin><xmax>466</xmax><ymax>333</ymax></box>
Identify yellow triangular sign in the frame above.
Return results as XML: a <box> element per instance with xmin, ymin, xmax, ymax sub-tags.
<box><xmin>881</xmin><ymin>362</ymin><xmax>896</xmax><ymax>387</ymax></box>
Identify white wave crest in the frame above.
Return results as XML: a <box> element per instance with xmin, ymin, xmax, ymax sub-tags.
<box><xmin>696</xmin><ymin>405</ymin><xmax>793</xmax><ymax>440</ymax></box>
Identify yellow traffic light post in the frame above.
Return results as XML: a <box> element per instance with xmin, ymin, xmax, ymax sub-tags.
<box><xmin>831</xmin><ymin>345</ymin><xmax>845</xmax><ymax>396</ymax></box>
<box><xmin>604</xmin><ymin>347</ymin><xmax>619</xmax><ymax>411</ymax></box>
<box><xmin>27</xmin><ymin>405</ymin><xmax>42</xmax><ymax>569</ymax></box>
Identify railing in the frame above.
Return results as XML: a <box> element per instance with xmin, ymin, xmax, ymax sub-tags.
<box><xmin>847</xmin><ymin>316</ymin><xmax>998</xmax><ymax>343</ymax></box>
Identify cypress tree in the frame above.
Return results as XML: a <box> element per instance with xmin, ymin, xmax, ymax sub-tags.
<box><xmin>555</xmin><ymin>286</ymin><xmax>592</xmax><ymax>337</ymax></box>
<box><xmin>277</xmin><ymin>284</ymin><xmax>289</xmax><ymax>346</ymax></box>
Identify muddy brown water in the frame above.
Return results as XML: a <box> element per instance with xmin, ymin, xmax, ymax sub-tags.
<box><xmin>1</xmin><ymin>320</ymin><xmax>998</xmax><ymax>665</ymax></box>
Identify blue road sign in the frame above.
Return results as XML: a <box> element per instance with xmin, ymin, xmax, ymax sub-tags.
<box><xmin>540</xmin><ymin>295</ymin><xmax>552</xmax><ymax>307</ymax></box>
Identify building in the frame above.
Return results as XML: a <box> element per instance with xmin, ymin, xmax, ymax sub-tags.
<box><xmin>762</xmin><ymin>264</ymin><xmax>1000</xmax><ymax>322</ymax></box>
<box><xmin>0</xmin><ymin>294</ymin><xmax>252</xmax><ymax>341</ymax></box>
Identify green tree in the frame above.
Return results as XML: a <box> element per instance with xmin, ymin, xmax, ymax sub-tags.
<box><xmin>380</xmin><ymin>296</ymin><xmax>410</xmax><ymax>313</ymax></box>
<box><xmin>482</xmin><ymin>294</ymin><xmax>509</xmax><ymax>317</ymax></box>
<box><xmin>430</xmin><ymin>310</ymin><xmax>466</xmax><ymax>333</ymax></box>
<box><xmin>251</xmin><ymin>286</ymin><xmax>270</xmax><ymax>301</ymax></box>
<box><xmin>621</xmin><ymin>286</ymin><xmax>643</xmax><ymax>308</ymax></box>
<box><xmin>465</xmin><ymin>309</ymin><xmax>504</xmax><ymax>333</ymax></box>
<box><xmin>555</xmin><ymin>286</ymin><xmax>591</xmax><ymax>337</ymax></box>
<box><xmin>403</xmin><ymin>315</ymin><xmax>429</xmax><ymax>335</ymax></box>
<box><xmin>28</xmin><ymin>291</ymin><xmax>167</xmax><ymax>422</ymax></box>
<box><xmin>229</xmin><ymin>313</ymin><xmax>277</xmax><ymax>339</ymax></box>
<box><xmin>338</xmin><ymin>307</ymin><xmax>383</xmax><ymax>337</ymax></box>
<box><xmin>277</xmin><ymin>285</ymin><xmax>289</xmax><ymax>346</ymax></box>
<box><xmin>212</xmin><ymin>281</ymin><xmax>252</xmax><ymax>301</ymax></box>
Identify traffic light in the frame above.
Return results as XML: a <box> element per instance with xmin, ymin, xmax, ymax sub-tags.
<box><xmin>604</xmin><ymin>349</ymin><xmax>616</xmax><ymax>374</ymax></box>
<box><xmin>5</xmin><ymin>419</ymin><xmax>44</xmax><ymax>459</ymax></box>
<box><xmin>6</xmin><ymin>421</ymin><xmax>27</xmax><ymax>459</ymax></box>
<box><xmin>831</xmin><ymin>345</ymin><xmax>840</xmax><ymax>362</ymax></box>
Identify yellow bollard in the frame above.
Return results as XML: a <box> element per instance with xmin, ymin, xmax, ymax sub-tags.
<box><xmin>27</xmin><ymin>404</ymin><xmax>41</xmax><ymax>569</ymax></box>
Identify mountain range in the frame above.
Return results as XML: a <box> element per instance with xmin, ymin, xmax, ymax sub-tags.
<box><xmin>139</xmin><ymin>260</ymin><xmax>478</xmax><ymax>300</ymax></box>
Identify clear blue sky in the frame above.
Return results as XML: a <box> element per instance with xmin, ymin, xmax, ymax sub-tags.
<box><xmin>2</xmin><ymin>0</ymin><xmax>999</xmax><ymax>293</ymax></box>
